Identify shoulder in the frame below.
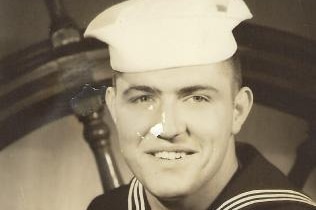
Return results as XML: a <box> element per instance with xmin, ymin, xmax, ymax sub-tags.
<box><xmin>229</xmin><ymin>201</ymin><xmax>316</xmax><ymax>210</ymax></box>
<box><xmin>214</xmin><ymin>143</ymin><xmax>316</xmax><ymax>210</ymax></box>
<box><xmin>87</xmin><ymin>184</ymin><xmax>130</xmax><ymax>210</ymax></box>
<box><xmin>215</xmin><ymin>189</ymin><xmax>316</xmax><ymax>210</ymax></box>
<box><xmin>250</xmin><ymin>200</ymin><xmax>316</xmax><ymax>210</ymax></box>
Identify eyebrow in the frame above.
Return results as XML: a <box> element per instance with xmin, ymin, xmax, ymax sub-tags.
<box><xmin>177</xmin><ymin>85</ymin><xmax>218</xmax><ymax>96</ymax></box>
<box><xmin>123</xmin><ymin>85</ymin><xmax>218</xmax><ymax>96</ymax></box>
<box><xmin>123</xmin><ymin>85</ymin><xmax>162</xmax><ymax>96</ymax></box>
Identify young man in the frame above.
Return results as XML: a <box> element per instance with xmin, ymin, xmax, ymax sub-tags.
<box><xmin>84</xmin><ymin>0</ymin><xmax>316</xmax><ymax>209</ymax></box>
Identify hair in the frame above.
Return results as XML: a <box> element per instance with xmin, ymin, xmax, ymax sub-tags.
<box><xmin>227</xmin><ymin>51</ymin><xmax>243</xmax><ymax>92</ymax></box>
<box><xmin>111</xmin><ymin>71</ymin><xmax>121</xmax><ymax>87</ymax></box>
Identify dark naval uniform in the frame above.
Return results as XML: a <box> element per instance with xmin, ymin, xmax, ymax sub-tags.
<box><xmin>87</xmin><ymin>143</ymin><xmax>316</xmax><ymax>210</ymax></box>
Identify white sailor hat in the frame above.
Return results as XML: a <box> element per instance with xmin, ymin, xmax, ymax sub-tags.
<box><xmin>84</xmin><ymin>0</ymin><xmax>252</xmax><ymax>72</ymax></box>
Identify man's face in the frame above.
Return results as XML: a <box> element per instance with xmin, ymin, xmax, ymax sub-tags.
<box><xmin>107</xmin><ymin>62</ymin><xmax>242</xmax><ymax>199</ymax></box>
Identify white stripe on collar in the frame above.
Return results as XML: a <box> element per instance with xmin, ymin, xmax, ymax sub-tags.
<box><xmin>128</xmin><ymin>178</ymin><xmax>137</xmax><ymax>210</ymax></box>
<box><xmin>138</xmin><ymin>181</ymin><xmax>145</xmax><ymax>210</ymax></box>
<box><xmin>133</xmin><ymin>181</ymin><xmax>140</xmax><ymax>210</ymax></box>
<box><xmin>128</xmin><ymin>178</ymin><xmax>146</xmax><ymax>210</ymax></box>
<box><xmin>216</xmin><ymin>189</ymin><xmax>316</xmax><ymax>210</ymax></box>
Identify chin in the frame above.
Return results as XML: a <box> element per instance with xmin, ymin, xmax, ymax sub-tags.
<box><xmin>145</xmin><ymin>177</ymin><xmax>197</xmax><ymax>200</ymax></box>
<box><xmin>151</xmin><ymin>187</ymin><xmax>189</xmax><ymax>200</ymax></box>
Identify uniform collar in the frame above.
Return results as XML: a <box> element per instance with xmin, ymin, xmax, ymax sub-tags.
<box><xmin>209</xmin><ymin>142</ymin><xmax>315</xmax><ymax>210</ymax></box>
<box><xmin>127</xmin><ymin>177</ymin><xmax>151</xmax><ymax>210</ymax></box>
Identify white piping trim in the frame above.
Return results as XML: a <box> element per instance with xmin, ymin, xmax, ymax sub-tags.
<box><xmin>220</xmin><ymin>193</ymin><xmax>315</xmax><ymax>210</ymax></box>
<box><xmin>138</xmin><ymin>181</ymin><xmax>146</xmax><ymax>210</ymax></box>
<box><xmin>133</xmin><ymin>180</ymin><xmax>140</xmax><ymax>210</ymax></box>
<box><xmin>216</xmin><ymin>189</ymin><xmax>315</xmax><ymax>210</ymax></box>
<box><xmin>225</xmin><ymin>198</ymin><xmax>316</xmax><ymax>210</ymax></box>
<box><xmin>128</xmin><ymin>178</ymin><xmax>137</xmax><ymax>210</ymax></box>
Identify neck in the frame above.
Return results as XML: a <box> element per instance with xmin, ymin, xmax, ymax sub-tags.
<box><xmin>146</xmin><ymin>139</ymin><xmax>238</xmax><ymax>210</ymax></box>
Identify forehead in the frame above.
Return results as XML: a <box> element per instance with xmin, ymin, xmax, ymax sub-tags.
<box><xmin>115</xmin><ymin>62</ymin><xmax>233</xmax><ymax>92</ymax></box>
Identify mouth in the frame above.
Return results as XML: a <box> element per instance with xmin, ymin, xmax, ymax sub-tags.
<box><xmin>148</xmin><ymin>151</ymin><xmax>196</xmax><ymax>160</ymax></box>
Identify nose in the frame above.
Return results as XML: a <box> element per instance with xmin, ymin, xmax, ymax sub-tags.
<box><xmin>155</xmin><ymin>100</ymin><xmax>186</xmax><ymax>141</ymax></box>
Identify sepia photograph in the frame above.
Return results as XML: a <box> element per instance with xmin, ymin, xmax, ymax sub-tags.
<box><xmin>0</xmin><ymin>0</ymin><xmax>315</xmax><ymax>209</ymax></box>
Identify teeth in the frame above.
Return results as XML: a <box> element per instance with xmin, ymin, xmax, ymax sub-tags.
<box><xmin>154</xmin><ymin>151</ymin><xmax>187</xmax><ymax>160</ymax></box>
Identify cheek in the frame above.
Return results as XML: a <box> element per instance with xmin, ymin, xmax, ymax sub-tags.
<box><xmin>114</xmin><ymin>108</ymin><xmax>156</xmax><ymax>155</ymax></box>
<box><xmin>185</xmin><ymin>103</ymin><xmax>233</xmax><ymax>137</ymax></box>
<box><xmin>115</xmin><ymin>104</ymin><xmax>163</xmax><ymax>138</ymax></box>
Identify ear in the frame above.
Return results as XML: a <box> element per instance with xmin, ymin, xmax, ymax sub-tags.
<box><xmin>105</xmin><ymin>87</ymin><xmax>117</xmax><ymax>123</ymax></box>
<box><xmin>232</xmin><ymin>87</ymin><xmax>253</xmax><ymax>135</ymax></box>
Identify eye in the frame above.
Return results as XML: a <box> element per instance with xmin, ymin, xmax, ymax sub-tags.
<box><xmin>130</xmin><ymin>95</ymin><xmax>155</xmax><ymax>104</ymax></box>
<box><xmin>185</xmin><ymin>95</ymin><xmax>210</xmax><ymax>103</ymax></box>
